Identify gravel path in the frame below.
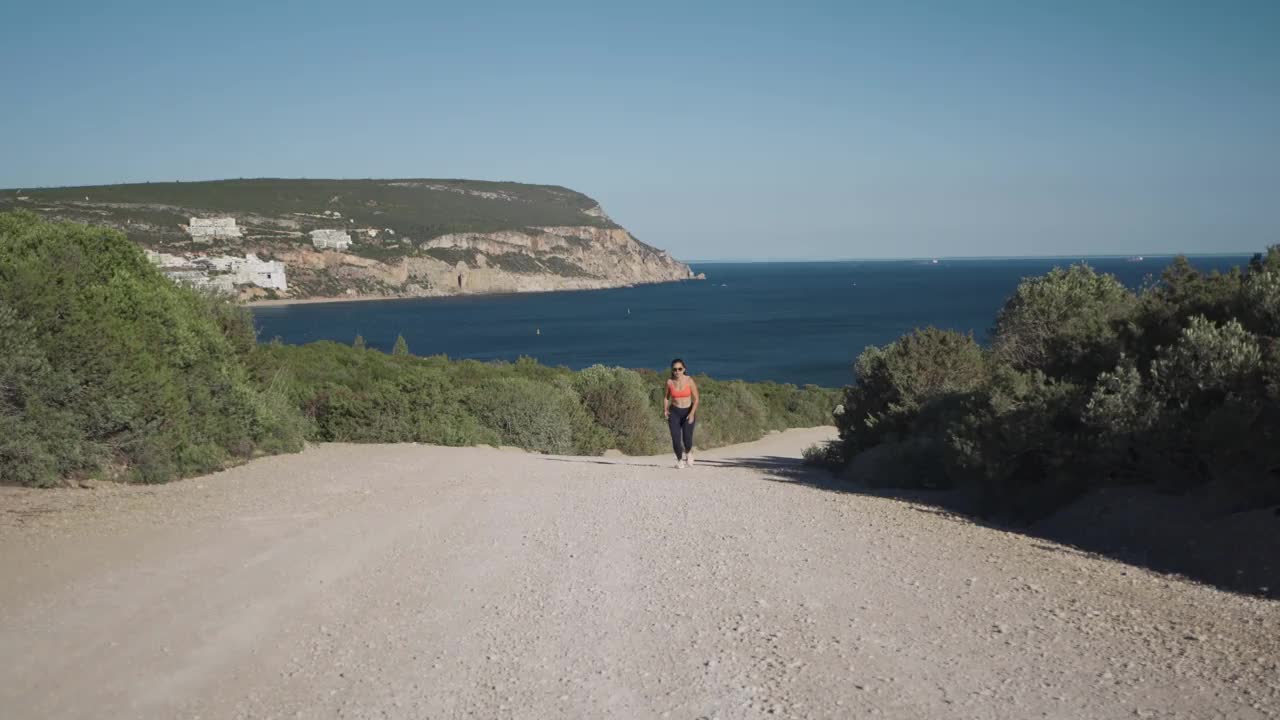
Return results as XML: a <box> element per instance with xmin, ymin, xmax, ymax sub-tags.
<box><xmin>1</xmin><ymin>427</ymin><xmax>1276</xmax><ymax>719</ymax></box>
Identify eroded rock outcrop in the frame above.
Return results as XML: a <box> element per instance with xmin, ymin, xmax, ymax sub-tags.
<box><xmin>275</xmin><ymin>220</ymin><xmax>696</xmax><ymax>301</ymax></box>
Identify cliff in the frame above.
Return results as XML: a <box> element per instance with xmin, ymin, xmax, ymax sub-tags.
<box><xmin>0</xmin><ymin>178</ymin><xmax>698</xmax><ymax>301</ymax></box>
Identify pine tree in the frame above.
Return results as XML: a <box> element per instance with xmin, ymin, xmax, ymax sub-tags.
<box><xmin>392</xmin><ymin>334</ymin><xmax>409</xmax><ymax>356</ymax></box>
<box><xmin>353</xmin><ymin>334</ymin><xmax>366</xmax><ymax>350</ymax></box>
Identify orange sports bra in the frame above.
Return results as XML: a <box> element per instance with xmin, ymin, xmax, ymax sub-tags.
<box><xmin>667</xmin><ymin>380</ymin><xmax>692</xmax><ymax>399</ymax></box>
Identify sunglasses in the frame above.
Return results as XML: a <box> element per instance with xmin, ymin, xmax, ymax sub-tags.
<box><xmin>672</xmin><ymin>367</ymin><xmax>685</xmax><ymax>372</ymax></box>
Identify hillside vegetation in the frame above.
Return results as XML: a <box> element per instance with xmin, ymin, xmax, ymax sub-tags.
<box><xmin>0</xmin><ymin>211</ymin><xmax>305</xmax><ymax>485</ymax></box>
<box><xmin>0</xmin><ymin>178</ymin><xmax>615</xmax><ymax>247</ymax></box>
<box><xmin>811</xmin><ymin>252</ymin><xmax>1280</xmax><ymax>521</ymax></box>
<box><xmin>0</xmin><ymin>213</ymin><xmax>831</xmax><ymax>487</ymax></box>
<box><xmin>249</xmin><ymin>344</ymin><xmax>835</xmax><ymax>457</ymax></box>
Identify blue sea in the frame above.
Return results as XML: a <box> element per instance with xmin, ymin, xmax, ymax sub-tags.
<box><xmin>252</xmin><ymin>256</ymin><xmax>1251</xmax><ymax>388</ymax></box>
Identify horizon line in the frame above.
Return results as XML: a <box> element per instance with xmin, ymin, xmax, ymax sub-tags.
<box><xmin>683</xmin><ymin>252</ymin><xmax>1258</xmax><ymax>264</ymax></box>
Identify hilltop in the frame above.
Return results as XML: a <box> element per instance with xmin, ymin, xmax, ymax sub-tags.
<box><xmin>0</xmin><ymin>179</ymin><xmax>697</xmax><ymax>301</ymax></box>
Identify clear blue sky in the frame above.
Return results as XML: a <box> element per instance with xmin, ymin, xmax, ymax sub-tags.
<box><xmin>3</xmin><ymin>1</ymin><xmax>1277</xmax><ymax>260</ymax></box>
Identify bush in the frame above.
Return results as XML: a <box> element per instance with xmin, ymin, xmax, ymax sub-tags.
<box><xmin>0</xmin><ymin>306</ymin><xmax>95</xmax><ymax>486</ymax></box>
<box><xmin>943</xmin><ymin>373</ymin><xmax>1089</xmax><ymax>519</ymax></box>
<box><xmin>749</xmin><ymin>382</ymin><xmax>841</xmax><ymax>430</ymax></box>
<box><xmin>1148</xmin><ymin>317</ymin><xmax>1274</xmax><ymax>488</ymax></box>
<box><xmin>464</xmin><ymin>376</ymin><xmax>579</xmax><ymax>454</ymax></box>
<box><xmin>0</xmin><ymin>212</ymin><xmax>305</xmax><ymax>485</ymax></box>
<box><xmin>252</xmin><ymin>342</ymin><xmax>493</xmax><ymax>447</ymax></box>
<box><xmin>802</xmin><ymin>441</ymin><xmax>844</xmax><ymax>470</ymax></box>
<box><xmin>1083</xmin><ymin>360</ymin><xmax>1158</xmax><ymax>439</ymax></box>
<box><xmin>692</xmin><ymin>380</ymin><xmax>770</xmax><ymax>447</ymax></box>
<box><xmin>838</xmin><ymin>327</ymin><xmax>986</xmax><ymax>457</ymax></box>
<box><xmin>572</xmin><ymin>365</ymin><xmax>666</xmax><ymax>454</ymax></box>
<box><xmin>811</xmin><ymin>251</ymin><xmax>1280</xmax><ymax>521</ymax></box>
<box><xmin>1128</xmin><ymin>257</ymin><xmax>1244</xmax><ymax>369</ymax></box>
<box><xmin>1242</xmin><ymin>270</ymin><xmax>1280</xmax><ymax>337</ymax></box>
<box><xmin>992</xmin><ymin>264</ymin><xmax>1136</xmax><ymax>382</ymax></box>
<box><xmin>1151</xmin><ymin>316</ymin><xmax>1263</xmax><ymax>408</ymax></box>
<box><xmin>392</xmin><ymin>334</ymin><xmax>410</xmax><ymax>356</ymax></box>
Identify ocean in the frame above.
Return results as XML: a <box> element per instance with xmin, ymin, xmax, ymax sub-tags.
<box><xmin>251</xmin><ymin>256</ymin><xmax>1252</xmax><ymax>388</ymax></box>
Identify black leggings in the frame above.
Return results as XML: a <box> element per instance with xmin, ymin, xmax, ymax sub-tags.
<box><xmin>668</xmin><ymin>406</ymin><xmax>695</xmax><ymax>459</ymax></box>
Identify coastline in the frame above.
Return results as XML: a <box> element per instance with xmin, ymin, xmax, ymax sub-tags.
<box><xmin>245</xmin><ymin>276</ymin><xmax>702</xmax><ymax>308</ymax></box>
<box><xmin>247</xmin><ymin>293</ymin><xmax>438</xmax><ymax>308</ymax></box>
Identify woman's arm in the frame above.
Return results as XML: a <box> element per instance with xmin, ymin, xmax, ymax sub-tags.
<box><xmin>663</xmin><ymin>381</ymin><xmax>671</xmax><ymax>418</ymax></box>
<box><xmin>689</xmin><ymin>380</ymin><xmax>700</xmax><ymax>420</ymax></box>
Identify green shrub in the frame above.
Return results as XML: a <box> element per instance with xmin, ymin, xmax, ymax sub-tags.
<box><xmin>692</xmin><ymin>380</ymin><xmax>770</xmax><ymax>448</ymax></box>
<box><xmin>748</xmin><ymin>382</ymin><xmax>840</xmax><ymax>430</ymax></box>
<box><xmin>0</xmin><ymin>306</ymin><xmax>95</xmax><ymax>486</ymax></box>
<box><xmin>248</xmin><ymin>370</ymin><xmax>312</xmax><ymax>454</ymax></box>
<box><xmin>943</xmin><ymin>373</ymin><xmax>1089</xmax><ymax>519</ymax></box>
<box><xmin>1129</xmin><ymin>257</ymin><xmax>1244</xmax><ymax>369</ymax></box>
<box><xmin>802</xmin><ymin>441</ymin><xmax>844</xmax><ymax>470</ymax></box>
<box><xmin>392</xmin><ymin>334</ymin><xmax>410</xmax><ymax>356</ymax></box>
<box><xmin>815</xmin><ymin>252</ymin><xmax>1280</xmax><ymax>520</ymax></box>
<box><xmin>838</xmin><ymin>327</ymin><xmax>986</xmax><ymax>456</ymax></box>
<box><xmin>554</xmin><ymin>376</ymin><xmax>617</xmax><ymax>456</ymax></box>
<box><xmin>1151</xmin><ymin>316</ymin><xmax>1263</xmax><ymax>408</ymax></box>
<box><xmin>992</xmin><ymin>264</ymin><xmax>1136</xmax><ymax>382</ymax></box>
<box><xmin>0</xmin><ymin>212</ymin><xmax>305</xmax><ymax>485</ymax></box>
<box><xmin>464</xmin><ymin>376</ymin><xmax>578</xmax><ymax>454</ymax></box>
<box><xmin>1148</xmin><ymin>317</ymin><xmax>1274</xmax><ymax>487</ymax></box>
<box><xmin>253</xmin><ymin>342</ymin><xmax>492</xmax><ymax>447</ymax></box>
<box><xmin>1083</xmin><ymin>360</ymin><xmax>1158</xmax><ymax>437</ymax></box>
<box><xmin>572</xmin><ymin>365</ymin><xmax>666</xmax><ymax>454</ymax></box>
<box><xmin>1242</xmin><ymin>270</ymin><xmax>1280</xmax><ymax>336</ymax></box>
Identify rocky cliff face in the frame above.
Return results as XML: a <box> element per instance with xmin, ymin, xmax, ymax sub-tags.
<box><xmin>273</xmin><ymin>224</ymin><xmax>696</xmax><ymax>302</ymax></box>
<box><xmin>0</xmin><ymin>178</ymin><xmax>701</xmax><ymax>303</ymax></box>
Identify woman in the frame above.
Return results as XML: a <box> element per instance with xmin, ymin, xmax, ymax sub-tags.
<box><xmin>663</xmin><ymin>358</ymin><xmax>700</xmax><ymax>468</ymax></box>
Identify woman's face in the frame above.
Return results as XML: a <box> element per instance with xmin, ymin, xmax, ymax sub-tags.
<box><xmin>671</xmin><ymin>363</ymin><xmax>685</xmax><ymax>377</ymax></box>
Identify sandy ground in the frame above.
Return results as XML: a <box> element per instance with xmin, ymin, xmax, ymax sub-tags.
<box><xmin>1</xmin><ymin>428</ymin><xmax>1276</xmax><ymax>720</ymax></box>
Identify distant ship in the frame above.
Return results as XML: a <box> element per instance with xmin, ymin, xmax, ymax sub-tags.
<box><xmin>1128</xmin><ymin>256</ymin><xmax>1145</xmax><ymax>263</ymax></box>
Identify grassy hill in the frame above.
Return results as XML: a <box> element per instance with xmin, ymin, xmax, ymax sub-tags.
<box><xmin>0</xmin><ymin>178</ymin><xmax>617</xmax><ymax>248</ymax></box>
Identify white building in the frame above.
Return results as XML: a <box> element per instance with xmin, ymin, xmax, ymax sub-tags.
<box><xmin>187</xmin><ymin>217</ymin><xmax>243</xmax><ymax>242</ymax></box>
<box><xmin>199</xmin><ymin>253</ymin><xmax>288</xmax><ymax>291</ymax></box>
<box><xmin>310</xmin><ymin>229</ymin><xmax>352</xmax><ymax>251</ymax></box>
<box><xmin>147</xmin><ymin>251</ymin><xmax>287</xmax><ymax>292</ymax></box>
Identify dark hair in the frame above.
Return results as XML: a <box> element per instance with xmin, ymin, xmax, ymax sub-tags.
<box><xmin>670</xmin><ymin>358</ymin><xmax>686</xmax><ymax>373</ymax></box>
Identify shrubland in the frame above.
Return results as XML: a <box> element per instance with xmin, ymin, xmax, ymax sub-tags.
<box><xmin>817</xmin><ymin>251</ymin><xmax>1280</xmax><ymax>520</ymax></box>
<box><xmin>0</xmin><ymin>211</ymin><xmax>305</xmax><ymax>486</ymax></box>
<box><xmin>0</xmin><ymin>212</ymin><xmax>837</xmax><ymax>486</ymax></box>
<box><xmin>250</xmin><ymin>346</ymin><xmax>836</xmax><ymax>457</ymax></box>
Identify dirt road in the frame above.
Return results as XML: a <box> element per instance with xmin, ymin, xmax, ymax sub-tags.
<box><xmin>1</xmin><ymin>428</ymin><xmax>1276</xmax><ymax>719</ymax></box>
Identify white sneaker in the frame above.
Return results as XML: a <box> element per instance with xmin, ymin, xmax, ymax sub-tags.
<box><xmin>676</xmin><ymin>459</ymin><xmax>687</xmax><ymax>469</ymax></box>
<box><xmin>686</xmin><ymin>454</ymin><xmax>694</xmax><ymax>466</ymax></box>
